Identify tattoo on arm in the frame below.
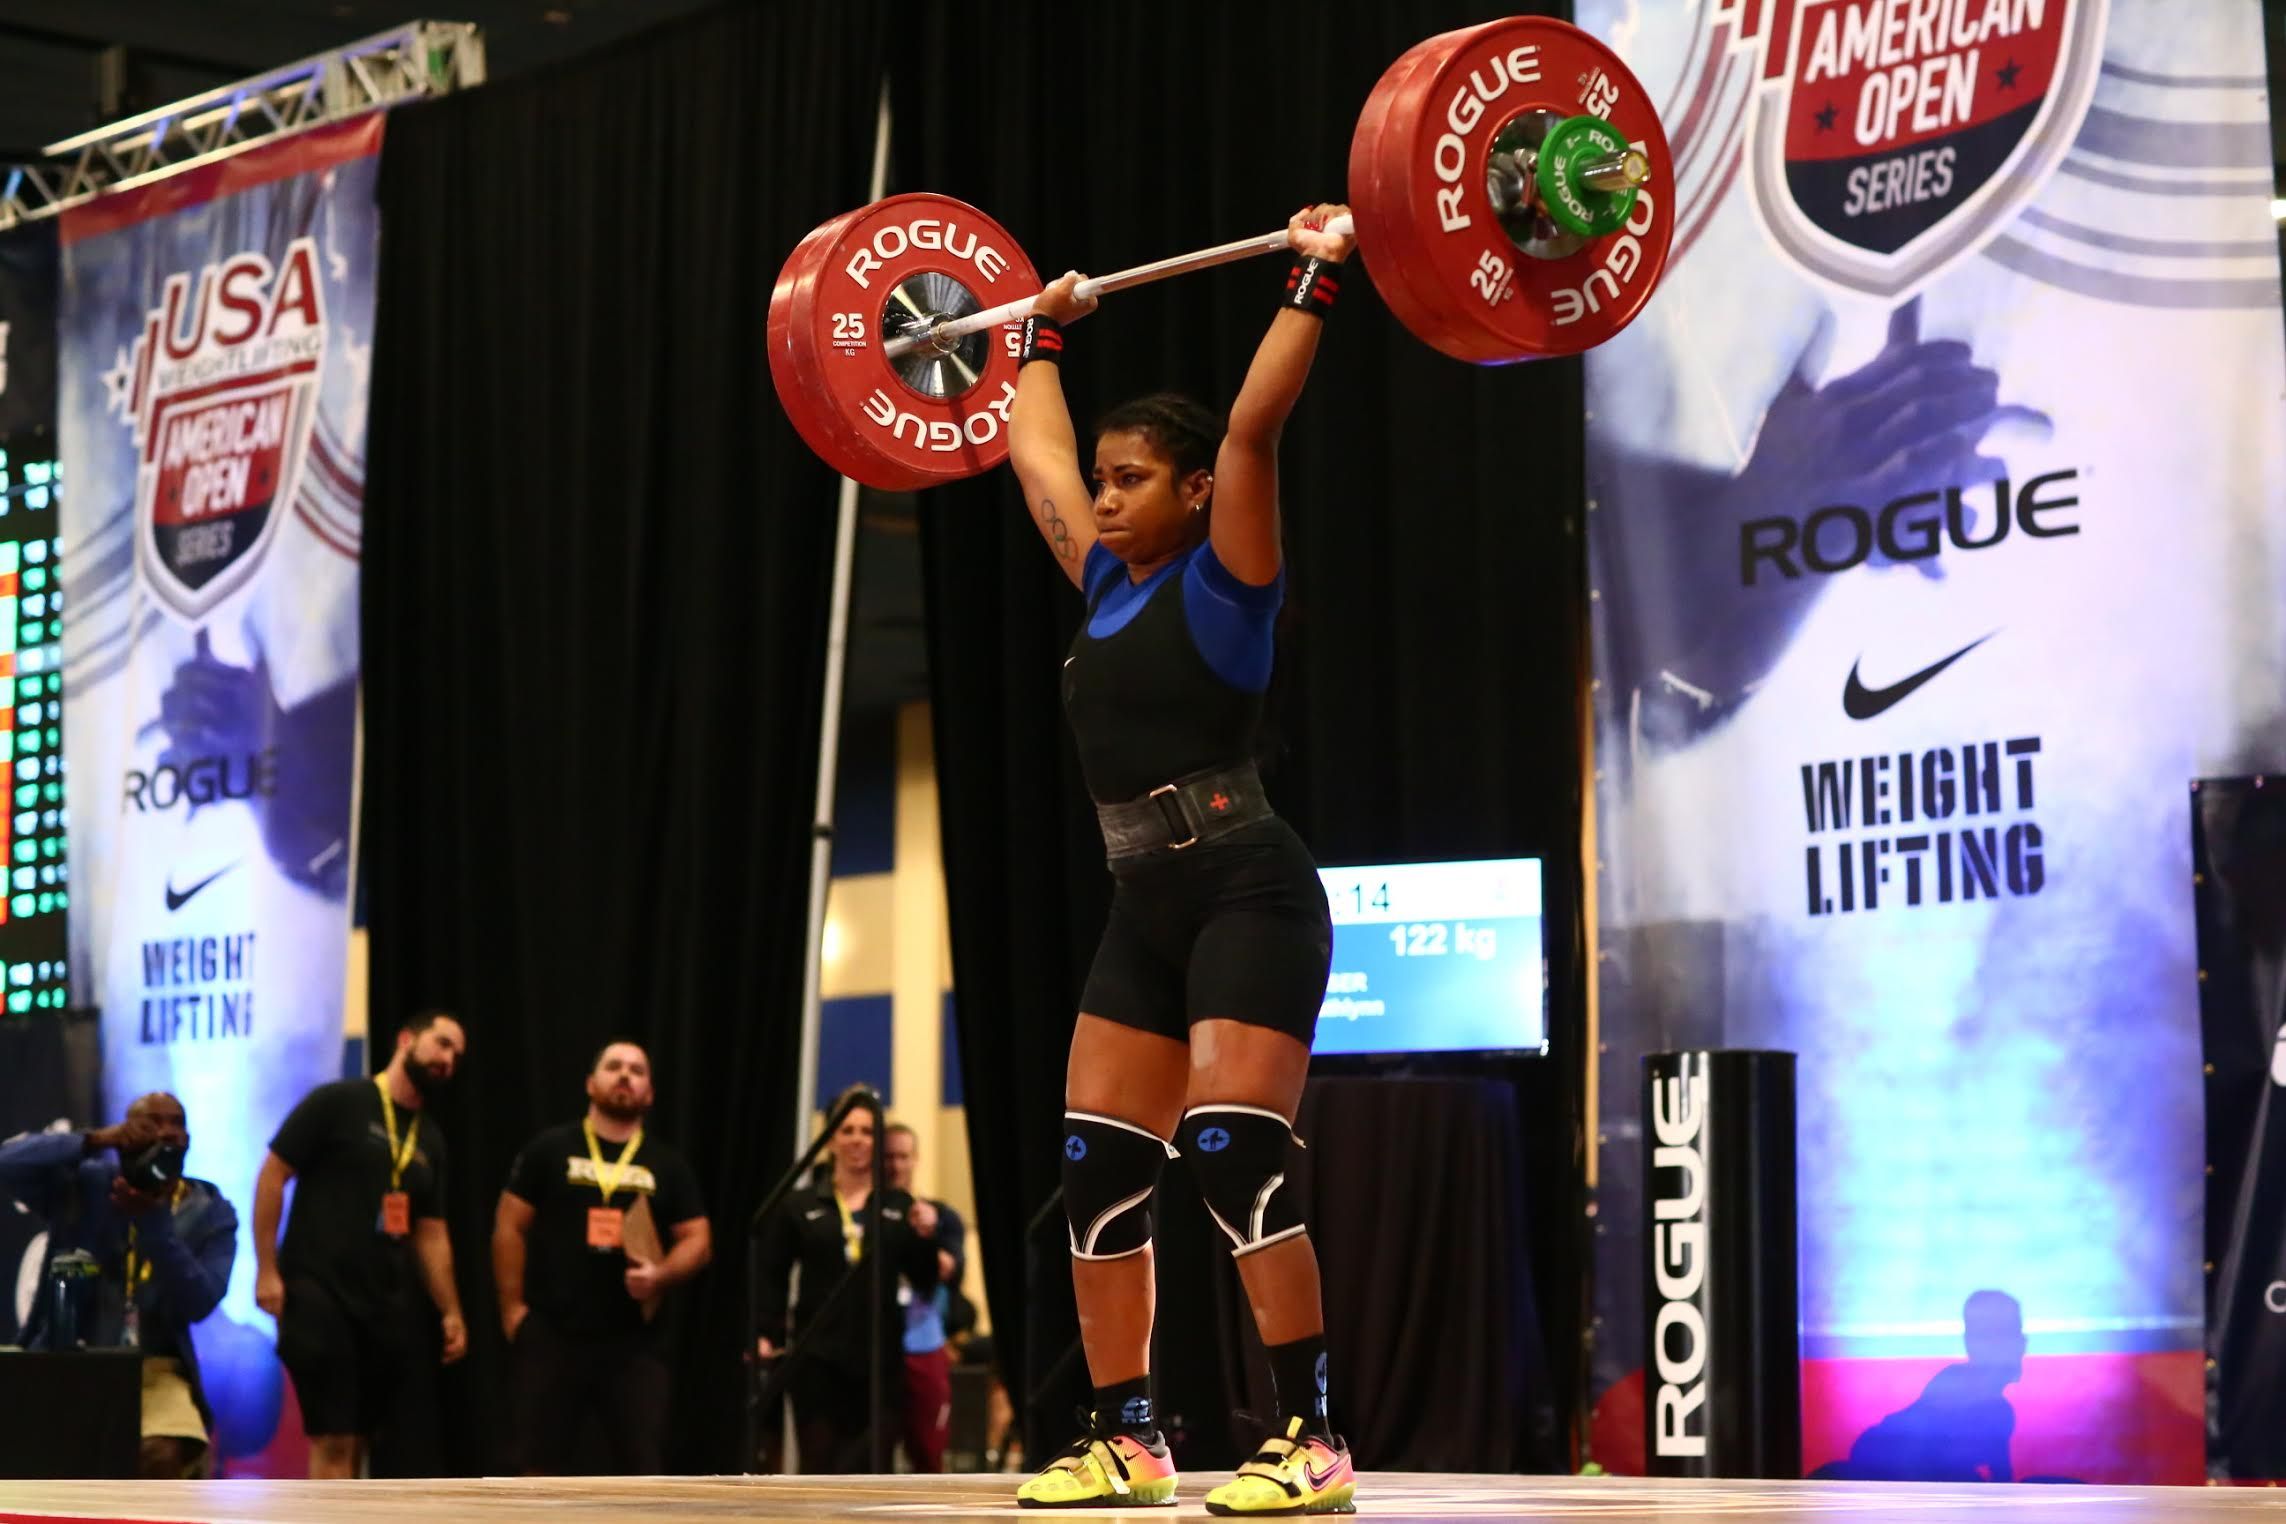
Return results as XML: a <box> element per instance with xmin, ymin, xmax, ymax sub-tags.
<box><xmin>1037</xmin><ymin>497</ymin><xmax>1079</xmax><ymax>561</ymax></box>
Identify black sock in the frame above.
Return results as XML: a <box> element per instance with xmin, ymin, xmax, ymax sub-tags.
<box><xmin>1267</xmin><ymin>1334</ymin><xmax>1331</xmax><ymax>1434</ymax></box>
<box><xmin>1094</xmin><ymin>1375</ymin><xmax>1158</xmax><ymax>1438</ymax></box>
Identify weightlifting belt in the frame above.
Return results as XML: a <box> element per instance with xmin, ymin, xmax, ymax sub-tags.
<box><xmin>1096</xmin><ymin>762</ymin><xmax>1272</xmax><ymax>861</ymax></box>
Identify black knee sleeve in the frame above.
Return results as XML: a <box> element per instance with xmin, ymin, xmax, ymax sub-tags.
<box><xmin>1061</xmin><ymin>1112</ymin><xmax>1175</xmax><ymax>1261</ymax></box>
<box><xmin>1177</xmin><ymin>1105</ymin><xmax>1306</xmax><ymax>1257</ymax></box>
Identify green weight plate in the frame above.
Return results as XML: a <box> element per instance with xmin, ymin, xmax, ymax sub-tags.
<box><xmin>1535</xmin><ymin>115</ymin><xmax>1638</xmax><ymax>239</ymax></box>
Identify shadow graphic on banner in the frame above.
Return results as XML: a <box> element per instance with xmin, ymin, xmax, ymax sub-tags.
<box><xmin>148</xmin><ymin>630</ymin><xmax>356</xmax><ymax>903</ymax></box>
<box><xmin>1601</xmin><ymin>301</ymin><xmax>2051</xmax><ymax>755</ymax></box>
<box><xmin>1810</xmin><ymin>1291</ymin><xmax>2081</xmax><ymax>1484</ymax></box>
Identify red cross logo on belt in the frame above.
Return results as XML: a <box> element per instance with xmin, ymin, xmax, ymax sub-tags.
<box><xmin>1209</xmin><ymin>793</ymin><xmax>1231</xmax><ymax>813</ymax></box>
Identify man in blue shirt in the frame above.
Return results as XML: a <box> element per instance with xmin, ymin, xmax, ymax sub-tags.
<box><xmin>884</xmin><ymin>1123</ymin><xmax>965</xmax><ymax>1472</ymax></box>
<box><xmin>0</xmin><ymin>1093</ymin><xmax>237</xmax><ymax>1477</ymax></box>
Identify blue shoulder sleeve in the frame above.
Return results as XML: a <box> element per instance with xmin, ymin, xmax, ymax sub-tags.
<box><xmin>1082</xmin><ymin>542</ymin><xmax>1122</xmax><ymax>607</ymax></box>
<box><xmin>1183</xmin><ymin>545</ymin><xmax>1283</xmax><ymax>693</ymax></box>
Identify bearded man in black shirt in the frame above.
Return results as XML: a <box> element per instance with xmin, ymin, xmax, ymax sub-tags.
<box><xmin>494</xmin><ymin>1039</ymin><xmax>711</xmax><ymax>1475</ymax></box>
<box><xmin>253</xmin><ymin>1009</ymin><xmax>469</xmax><ymax>1480</ymax></box>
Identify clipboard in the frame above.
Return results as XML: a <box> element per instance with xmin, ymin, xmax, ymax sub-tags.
<box><xmin>623</xmin><ymin>1194</ymin><xmax>665</xmax><ymax>1322</ymax></box>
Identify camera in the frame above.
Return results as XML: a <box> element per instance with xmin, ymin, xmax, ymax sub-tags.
<box><xmin>120</xmin><ymin>1140</ymin><xmax>187</xmax><ymax>1196</ymax></box>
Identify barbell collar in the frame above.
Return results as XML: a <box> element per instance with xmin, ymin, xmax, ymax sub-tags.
<box><xmin>1579</xmin><ymin>149</ymin><xmax>1651</xmax><ymax>194</ymax></box>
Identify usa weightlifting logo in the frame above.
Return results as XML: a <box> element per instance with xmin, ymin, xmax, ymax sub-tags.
<box><xmin>105</xmin><ymin>236</ymin><xmax>327</xmax><ymax>620</ymax></box>
<box><xmin>1735</xmin><ymin>0</ymin><xmax>2107</xmax><ymax>297</ymax></box>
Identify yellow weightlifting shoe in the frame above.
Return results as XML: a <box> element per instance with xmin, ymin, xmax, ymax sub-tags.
<box><xmin>1204</xmin><ymin>1417</ymin><xmax>1356</xmax><ymax>1516</ymax></box>
<box><xmin>1016</xmin><ymin>1412</ymin><xmax>1179</xmax><ymax>1509</ymax></box>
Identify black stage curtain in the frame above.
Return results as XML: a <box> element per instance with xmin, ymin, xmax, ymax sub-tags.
<box><xmin>361</xmin><ymin>0</ymin><xmax>884</xmax><ymax>1473</ymax></box>
<box><xmin>899</xmin><ymin>0</ymin><xmax>1588</xmax><ymax>1471</ymax></box>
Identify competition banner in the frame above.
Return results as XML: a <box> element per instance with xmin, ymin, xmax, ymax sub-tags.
<box><xmin>59</xmin><ymin>116</ymin><xmax>379</xmax><ymax>1467</ymax></box>
<box><xmin>1577</xmin><ymin>0</ymin><xmax>2283</xmax><ymax>1485</ymax></box>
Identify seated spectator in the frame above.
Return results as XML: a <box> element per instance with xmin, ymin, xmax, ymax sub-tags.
<box><xmin>0</xmin><ymin>1094</ymin><xmax>236</xmax><ymax>1477</ymax></box>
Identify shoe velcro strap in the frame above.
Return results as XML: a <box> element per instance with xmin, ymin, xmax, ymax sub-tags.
<box><xmin>1238</xmin><ymin>1473</ymin><xmax>1304</xmax><ymax>1499</ymax></box>
<box><xmin>1064</xmin><ymin>1439</ymin><xmax>1131</xmax><ymax>1494</ymax></box>
<box><xmin>1042</xmin><ymin>1447</ymin><xmax>1129</xmax><ymax>1497</ymax></box>
<box><xmin>1233</xmin><ymin>1452</ymin><xmax>1305</xmax><ymax>1497</ymax></box>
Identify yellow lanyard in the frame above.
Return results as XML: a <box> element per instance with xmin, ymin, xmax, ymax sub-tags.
<box><xmin>123</xmin><ymin>1181</ymin><xmax>189</xmax><ymax>1289</ymax></box>
<box><xmin>834</xmin><ymin>1189</ymin><xmax>865</xmax><ymax>1265</ymax></box>
<box><xmin>375</xmin><ymin>1076</ymin><xmax>419</xmax><ymax>1190</ymax></box>
<box><xmin>583</xmin><ymin>1118</ymin><xmax>644</xmax><ymax>1202</ymax></box>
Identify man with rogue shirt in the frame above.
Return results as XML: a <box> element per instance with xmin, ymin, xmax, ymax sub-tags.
<box><xmin>494</xmin><ymin>1040</ymin><xmax>711</xmax><ymax>1475</ymax></box>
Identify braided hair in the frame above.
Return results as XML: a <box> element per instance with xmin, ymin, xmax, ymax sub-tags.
<box><xmin>1093</xmin><ymin>392</ymin><xmax>1224</xmax><ymax>496</ymax></box>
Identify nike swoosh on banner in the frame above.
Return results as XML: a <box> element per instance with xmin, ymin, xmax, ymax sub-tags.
<box><xmin>1841</xmin><ymin>633</ymin><xmax>1995</xmax><ymax>720</ymax></box>
<box><xmin>165</xmin><ymin>862</ymin><xmax>239</xmax><ymax>912</ymax></box>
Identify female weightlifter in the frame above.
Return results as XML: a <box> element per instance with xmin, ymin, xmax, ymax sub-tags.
<box><xmin>1005</xmin><ymin>205</ymin><xmax>1355</xmax><ymax>1517</ymax></box>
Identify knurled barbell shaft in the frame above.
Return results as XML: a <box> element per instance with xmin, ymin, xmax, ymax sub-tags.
<box><xmin>882</xmin><ymin>215</ymin><xmax>1358</xmax><ymax>360</ymax></box>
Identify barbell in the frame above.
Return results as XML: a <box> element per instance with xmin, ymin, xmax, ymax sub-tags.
<box><xmin>768</xmin><ymin>16</ymin><xmax>1673</xmax><ymax>492</ymax></box>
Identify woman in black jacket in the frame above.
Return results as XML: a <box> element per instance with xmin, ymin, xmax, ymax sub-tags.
<box><xmin>752</xmin><ymin>1093</ymin><xmax>941</xmax><ymax>1472</ymax></box>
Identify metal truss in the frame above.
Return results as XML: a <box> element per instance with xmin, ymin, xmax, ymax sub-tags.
<box><xmin>0</xmin><ymin>21</ymin><xmax>486</xmax><ymax>230</ymax></box>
